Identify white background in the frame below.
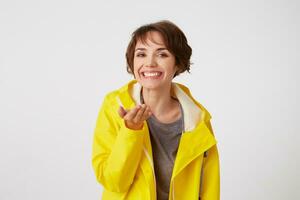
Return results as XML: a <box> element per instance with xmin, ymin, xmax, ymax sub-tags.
<box><xmin>0</xmin><ymin>0</ymin><xmax>299</xmax><ymax>199</ymax></box>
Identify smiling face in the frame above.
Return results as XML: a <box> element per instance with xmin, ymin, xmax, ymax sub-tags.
<box><xmin>133</xmin><ymin>31</ymin><xmax>177</xmax><ymax>90</ymax></box>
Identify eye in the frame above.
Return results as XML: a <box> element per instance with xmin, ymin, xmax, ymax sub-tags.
<box><xmin>158</xmin><ymin>53</ymin><xmax>168</xmax><ymax>57</ymax></box>
<box><xmin>136</xmin><ymin>53</ymin><xmax>145</xmax><ymax>57</ymax></box>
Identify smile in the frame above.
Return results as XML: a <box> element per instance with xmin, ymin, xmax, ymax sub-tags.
<box><xmin>141</xmin><ymin>71</ymin><xmax>163</xmax><ymax>78</ymax></box>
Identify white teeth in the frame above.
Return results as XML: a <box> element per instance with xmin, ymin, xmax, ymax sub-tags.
<box><xmin>142</xmin><ymin>72</ymin><xmax>162</xmax><ymax>77</ymax></box>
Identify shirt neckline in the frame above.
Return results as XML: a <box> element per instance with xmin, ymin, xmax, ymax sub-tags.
<box><xmin>140</xmin><ymin>88</ymin><xmax>184</xmax><ymax>126</ymax></box>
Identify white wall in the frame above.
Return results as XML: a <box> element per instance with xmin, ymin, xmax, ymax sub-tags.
<box><xmin>0</xmin><ymin>0</ymin><xmax>299</xmax><ymax>199</ymax></box>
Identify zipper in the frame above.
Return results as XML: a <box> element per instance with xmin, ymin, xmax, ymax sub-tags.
<box><xmin>172</xmin><ymin>151</ymin><xmax>208</xmax><ymax>200</ymax></box>
<box><xmin>143</xmin><ymin>146</ymin><xmax>157</xmax><ymax>200</ymax></box>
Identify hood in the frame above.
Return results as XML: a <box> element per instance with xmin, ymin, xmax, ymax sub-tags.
<box><xmin>116</xmin><ymin>79</ymin><xmax>212</xmax><ymax>132</ymax></box>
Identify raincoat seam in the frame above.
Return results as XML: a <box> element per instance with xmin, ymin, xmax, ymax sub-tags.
<box><xmin>142</xmin><ymin>146</ymin><xmax>157</xmax><ymax>200</ymax></box>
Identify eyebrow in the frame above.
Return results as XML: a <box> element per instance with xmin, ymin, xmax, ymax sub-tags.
<box><xmin>135</xmin><ymin>47</ymin><xmax>168</xmax><ymax>52</ymax></box>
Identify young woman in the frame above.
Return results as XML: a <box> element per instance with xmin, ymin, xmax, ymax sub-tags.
<box><xmin>92</xmin><ymin>20</ymin><xmax>220</xmax><ymax>200</ymax></box>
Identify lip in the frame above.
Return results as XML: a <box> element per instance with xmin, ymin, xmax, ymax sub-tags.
<box><xmin>140</xmin><ymin>71</ymin><xmax>163</xmax><ymax>79</ymax></box>
<box><xmin>140</xmin><ymin>70</ymin><xmax>163</xmax><ymax>73</ymax></box>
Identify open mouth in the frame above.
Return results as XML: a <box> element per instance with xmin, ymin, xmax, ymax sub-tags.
<box><xmin>141</xmin><ymin>71</ymin><xmax>163</xmax><ymax>79</ymax></box>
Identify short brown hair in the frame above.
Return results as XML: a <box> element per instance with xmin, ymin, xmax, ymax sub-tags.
<box><xmin>125</xmin><ymin>20</ymin><xmax>192</xmax><ymax>78</ymax></box>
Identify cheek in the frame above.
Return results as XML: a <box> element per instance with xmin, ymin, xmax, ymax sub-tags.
<box><xmin>133</xmin><ymin>64</ymin><xmax>140</xmax><ymax>78</ymax></box>
<box><xmin>132</xmin><ymin>59</ymin><xmax>137</xmax><ymax>71</ymax></box>
<box><xmin>133</xmin><ymin>65</ymin><xmax>138</xmax><ymax>74</ymax></box>
<box><xmin>164</xmin><ymin>61</ymin><xmax>177</xmax><ymax>74</ymax></box>
<box><xmin>133</xmin><ymin>58</ymin><xmax>139</xmax><ymax>68</ymax></box>
<box><xmin>133</xmin><ymin>59</ymin><xmax>144</xmax><ymax>73</ymax></box>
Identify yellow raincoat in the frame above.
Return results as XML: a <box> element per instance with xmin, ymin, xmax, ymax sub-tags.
<box><xmin>92</xmin><ymin>79</ymin><xmax>220</xmax><ymax>200</ymax></box>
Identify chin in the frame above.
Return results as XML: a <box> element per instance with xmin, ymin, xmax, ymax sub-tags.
<box><xmin>138</xmin><ymin>80</ymin><xmax>159</xmax><ymax>88</ymax></box>
<box><xmin>137</xmin><ymin>79</ymin><xmax>171</xmax><ymax>91</ymax></box>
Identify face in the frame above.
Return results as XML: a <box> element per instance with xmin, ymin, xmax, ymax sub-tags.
<box><xmin>133</xmin><ymin>31</ymin><xmax>177</xmax><ymax>90</ymax></box>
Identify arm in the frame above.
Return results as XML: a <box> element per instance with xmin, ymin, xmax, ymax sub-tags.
<box><xmin>200</xmin><ymin>120</ymin><xmax>220</xmax><ymax>200</ymax></box>
<box><xmin>92</xmin><ymin>95</ymin><xmax>146</xmax><ymax>193</ymax></box>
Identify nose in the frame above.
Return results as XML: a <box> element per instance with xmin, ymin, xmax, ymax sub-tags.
<box><xmin>145</xmin><ymin>54</ymin><xmax>158</xmax><ymax>68</ymax></box>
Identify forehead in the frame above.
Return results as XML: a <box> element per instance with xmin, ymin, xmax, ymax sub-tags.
<box><xmin>135</xmin><ymin>31</ymin><xmax>166</xmax><ymax>49</ymax></box>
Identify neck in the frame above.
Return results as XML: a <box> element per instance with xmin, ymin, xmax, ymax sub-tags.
<box><xmin>141</xmin><ymin>83</ymin><xmax>176</xmax><ymax>117</ymax></box>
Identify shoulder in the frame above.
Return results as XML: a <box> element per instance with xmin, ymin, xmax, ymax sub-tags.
<box><xmin>103</xmin><ymin>90</ymin><xmax>119</xmax><ymax>104</ymax></box>
<box><xmin>102</xmin><ymin>80</ymin><xmax>134</xmax><ymax>104</ymax></box>
<box><xmin>174</xmin><ymin>82</ymin><xmax>212</xmax><ymax>122</ymax></box>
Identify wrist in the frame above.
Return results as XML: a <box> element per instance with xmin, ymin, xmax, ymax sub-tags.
<box><xmin>125</xmin><ymin>121</ymin><xmax>144</xmax><ymax>130</ymax></box>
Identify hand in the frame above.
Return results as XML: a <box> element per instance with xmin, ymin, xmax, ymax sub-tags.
<box><xmin>118</xmin><ymin>104</ymin><xmax>152</xmax><ymax>130</ymax></box>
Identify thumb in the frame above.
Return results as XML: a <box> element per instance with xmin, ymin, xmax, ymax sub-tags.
<box><xmin>118</xmin><ymin>106</ymin><xmax>127</xmax><ymax>118</ymax></box>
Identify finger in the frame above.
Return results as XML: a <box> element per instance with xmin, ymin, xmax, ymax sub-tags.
<box><xmin>118</xmin><ymin>106</ymin><xmax>127</xmax><ymax>118</ymax></box>
<box><xmin>133</xmin><ymin>104</ymin><xmax>147</xmax><ymax>123</ymax></box>
<box><xmin>141</xmin><ymin>106</ymin><xmax>152</xmax><ymax>121</ymax></box>
<box><xmin>123</xmin><ymin>105</ymin><xmax>141</xmax><ymax>121</ymax></box>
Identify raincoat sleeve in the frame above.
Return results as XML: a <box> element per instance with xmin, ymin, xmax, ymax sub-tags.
<box><xmin>200</xmin><ymin>119</ymin><xmax>220</xmax><ymax>200</ymax></box>
<box><xmin>92</xmin><ymin>94</ymin><xmax>146</xmax><ymax>193</ymax></box>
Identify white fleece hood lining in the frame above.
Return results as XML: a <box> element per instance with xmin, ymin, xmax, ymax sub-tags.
<box><xmin>129</xmin><ymin>81</ymin><xmax>202</xmax><ymax>132</ymax></box>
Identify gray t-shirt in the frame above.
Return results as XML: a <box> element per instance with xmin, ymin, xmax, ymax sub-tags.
<box><xmin>140</xmin><ymin>93</ymin><xmax>184</xmax><ymax>200</ymax></box>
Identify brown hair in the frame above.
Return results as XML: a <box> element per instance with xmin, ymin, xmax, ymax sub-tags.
<box><xmin>125</xmin><ymin>20</ymin><xmax>192</xmax><ymax>78</ymax></box>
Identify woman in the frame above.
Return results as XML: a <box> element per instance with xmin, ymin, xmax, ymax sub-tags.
<box><xmin>92</xmin><ymin>20</ymin><xmax>220</xmax><ymax>200</ymax></box>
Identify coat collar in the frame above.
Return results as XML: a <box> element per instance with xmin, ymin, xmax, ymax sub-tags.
<box><xmin>117</xmin><ymin>79</ymin><xmax>211</xmax><ymax>131</ymax></box>
<box><xmin>116</xmin><ymin>79</ymin><xmax>217</xmax><ymax>180</ymax></box>
<box><xmin>130</xmin><ymin>80</ymin><xmax>202</xmax><ymax>132</ymax></box>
